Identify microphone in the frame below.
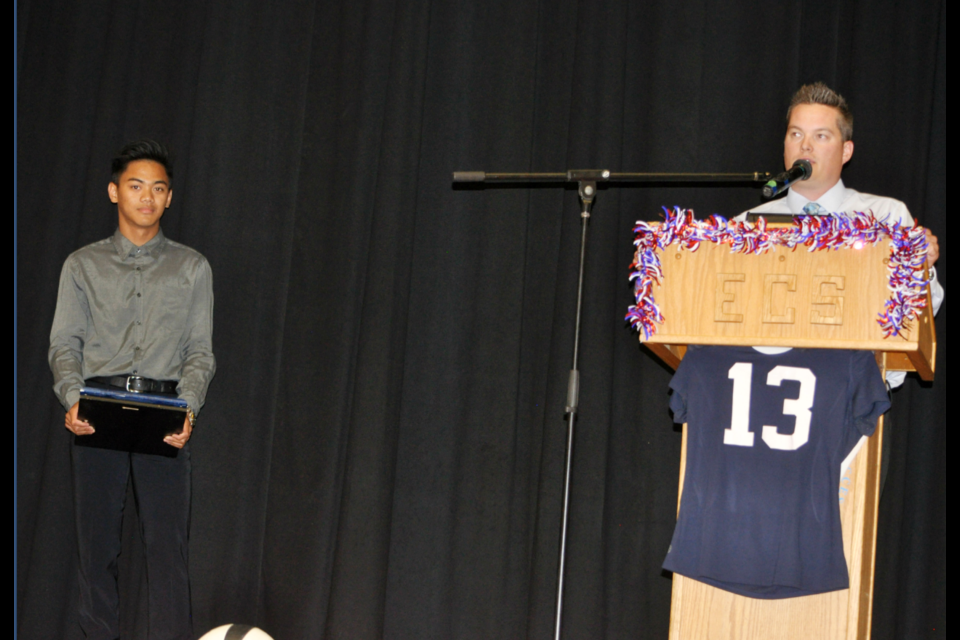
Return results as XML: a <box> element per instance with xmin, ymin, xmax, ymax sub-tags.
<box><xmin>762</xmin><ymin>159</ymin><xmax>812</xmax><ymax>198</ymax></box>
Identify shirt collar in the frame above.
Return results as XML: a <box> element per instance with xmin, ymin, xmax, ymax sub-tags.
<box><xmin>112</xmin><ymin>228</ymin><xmax>167</xmax><ymax>259</ymax></box>
<box><xmin>785</xmin><ymin>179</ymin><xmax>849</xmax><ymax>214</ymax></box>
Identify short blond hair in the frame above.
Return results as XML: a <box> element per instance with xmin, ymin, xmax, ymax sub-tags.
<box><xmin>787</xmin><ymin>82</ymin><xmax>853</xmax><ymax>141</ymax></box>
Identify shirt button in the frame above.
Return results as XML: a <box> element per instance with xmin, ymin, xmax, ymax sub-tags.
<box><xmin>137</xmin><ymin>293</ymin><xmax>142</xmax><ymax>297</ymax></box>
<box><xmin>136</xmin><ymin>321</ymin><xmax>142</xmax><ymax>325</ymax></box>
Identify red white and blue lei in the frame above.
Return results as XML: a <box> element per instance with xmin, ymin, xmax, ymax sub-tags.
<box><xmin>626</xmin><ymin>208</ymin><xmax>930</xmax><ymax>341</ymax></box>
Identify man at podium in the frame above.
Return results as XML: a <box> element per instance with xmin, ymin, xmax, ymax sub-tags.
<box><xmin>743</xmin><ymin>82</ymin><xmax>944</xmax><ymax>386</ymax></box>
<box><xmin>661</xmin><ymin>83</ymin><xmax>944</xmax><ymax>630</ymax></box>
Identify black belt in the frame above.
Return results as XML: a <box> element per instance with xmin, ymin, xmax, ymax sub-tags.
<box><xmin>88</xmin><ymin>375</ymin><xmax>179</xmax><ymax>394</ymax></box>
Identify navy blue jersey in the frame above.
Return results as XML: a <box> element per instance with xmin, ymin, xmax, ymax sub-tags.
<box><xmin>664</xmin><ymin>347</ymin><xmax>890</xmax><ymax>599</ymax></box>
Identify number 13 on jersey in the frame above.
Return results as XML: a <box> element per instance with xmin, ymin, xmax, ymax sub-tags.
<box><xmin>724</xmin><ymin>363</ymin><xmax>816</xmax><ymax>451</ymax></box>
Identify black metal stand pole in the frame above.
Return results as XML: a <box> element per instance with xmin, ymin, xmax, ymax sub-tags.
<box><xmin>451</xmin><ymin>168</ymin><xmax>770</xmax><ymax>640</ymax></box>
<box><xmin>554</xmin><ymin>180</ymin><xmax>595</xmax><ymax>640</ymax></box>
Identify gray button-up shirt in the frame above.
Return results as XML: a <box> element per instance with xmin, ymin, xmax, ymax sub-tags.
<box><xmin>49</xmin><ymin>229</ymin><xmax>216</xmax><ymax>413</ymax></box>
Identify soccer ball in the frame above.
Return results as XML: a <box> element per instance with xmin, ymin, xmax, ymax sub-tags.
<box><xmin>198</xmin><ymin>624</ymin><xmax>274</xmax><ymax>640</ymax></box>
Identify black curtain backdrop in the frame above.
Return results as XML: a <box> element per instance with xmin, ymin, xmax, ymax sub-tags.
<box><xmin>16</xmin><ymin>0</ymin><xmax>946</xmax><ymax>638</ymax></box>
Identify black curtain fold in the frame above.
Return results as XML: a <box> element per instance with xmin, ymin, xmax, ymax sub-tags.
<box><xmin>17</xmin><ymin>0</ymin><xmax>946</xmax><ymax>638</ymax></box>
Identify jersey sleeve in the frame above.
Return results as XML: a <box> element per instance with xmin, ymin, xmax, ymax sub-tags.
<box><xmin>849</xmin><ymin>351</ymin><xmax>891</xmax><ymax>436</ymax></box>
<box><xmin>668</xmin><ymin>351</ymin><xmax>696</xmax><ymax>424</ymax></box>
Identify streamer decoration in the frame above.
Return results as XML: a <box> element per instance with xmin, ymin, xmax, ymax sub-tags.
<box><xmin>625</xmin><ymin>208</ymin><xmax>930</xmax><ymax>340</ymax></box>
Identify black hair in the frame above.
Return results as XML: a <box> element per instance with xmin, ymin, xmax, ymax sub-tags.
<box><xmin>111</xmin><ymin>140</ymin><xmax>173</xmax><ymax>184</ymax></box>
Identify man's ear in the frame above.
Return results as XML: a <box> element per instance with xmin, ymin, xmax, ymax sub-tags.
<box><xmin>108</xmin><ymin>182</ymin><xmax>119</xmax><ymax>203</ymax></box>
<box><xmin>164</xmin><ymin>190</ymin><xmax>173</xmax><ymax>209</ymax></box>
<box><xmin>842</xmin><ymin>140</ymin><xmax>854</xmax><ymax>165</ymax></box>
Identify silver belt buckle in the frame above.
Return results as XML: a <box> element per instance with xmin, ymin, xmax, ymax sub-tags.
<box><xmin>125</xmin><ymin>376</ymin><xmax>147</xmax><ymax>393</ymax></box>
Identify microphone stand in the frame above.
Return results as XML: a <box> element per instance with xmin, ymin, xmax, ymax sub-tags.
<box><xmin>451</xmin><ymin>169</ymin><xmax>770</xmax><ymax>640</ymax></box>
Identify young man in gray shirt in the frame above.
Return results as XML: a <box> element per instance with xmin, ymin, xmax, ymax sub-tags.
<box><xmin>49</xmin><ymin>140</ymin><xmax>215</xmax><ymax>640</ymax></box>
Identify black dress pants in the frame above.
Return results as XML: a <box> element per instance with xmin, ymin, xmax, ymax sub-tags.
<box><xmin>72</xmin><ymin>444</ymin><xmax>192</xmax><ymax>640</ymax></box>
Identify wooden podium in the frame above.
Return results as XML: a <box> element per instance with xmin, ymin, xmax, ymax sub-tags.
<box><xmin>634</xmin><ymin>222</ymin><xmax>936</xmax><ymax>640</ymax></box>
